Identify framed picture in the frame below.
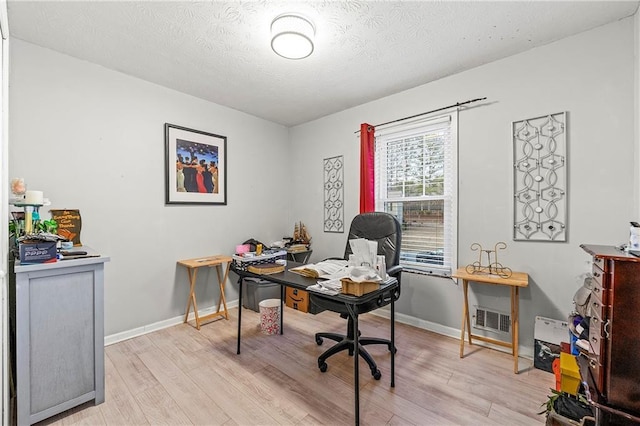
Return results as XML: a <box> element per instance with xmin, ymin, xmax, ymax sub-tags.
<box><xmin>165</xmin><ymin>123</ymin><xmax>227</xmax><ymax>205</ymax></box>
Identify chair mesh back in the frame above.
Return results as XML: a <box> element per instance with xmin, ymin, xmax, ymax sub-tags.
<box><xmin>343</xmin><ymin>212</ymin><xmax>402</xmax><ymax>269</ymax></box>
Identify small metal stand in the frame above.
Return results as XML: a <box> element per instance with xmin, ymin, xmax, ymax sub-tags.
<box><xmin>465</xmin><ymin>242</ymin><xmax>512</xmax><ymax>278</ymax></box>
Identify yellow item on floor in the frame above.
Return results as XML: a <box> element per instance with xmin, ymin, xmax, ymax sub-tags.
<box><xmin>560</xmin><ymin>352</ymin><xmax>581</xmax><ymax>396</ymax></box>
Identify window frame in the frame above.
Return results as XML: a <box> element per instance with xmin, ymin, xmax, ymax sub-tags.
<box><xmin>374</xmin><ymin>111</ymin><xmax>458</xmax><ymax>277</ymax></box>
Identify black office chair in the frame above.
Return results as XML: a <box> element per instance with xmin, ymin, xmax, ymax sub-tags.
<box><xmin>314</xmin><ymin>211</ymin><xmax>402</xmax><ymax>380</ymax></box>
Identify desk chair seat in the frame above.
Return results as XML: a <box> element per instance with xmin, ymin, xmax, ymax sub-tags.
<box><xmin>315</xmin><ymin>212</ymin><xmax>402</xmax><ymax>380</ymax></box>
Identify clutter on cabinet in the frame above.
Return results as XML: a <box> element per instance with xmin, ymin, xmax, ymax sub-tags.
<box><xmin>18</xmin><ymin>239</ymin><xmax>58</xmax><ymax>264</ymax></box>
<box><xmin>231</xmin><ymin>249</ymin><xmax>287</xmax><ymax>271</ymax></box>
<box><xmin>49</xmin><ymin>209</ymin><xmax>82</xmax><ymax>246</ymax></box>
<box><xmin>8</xmin><ymin>183</ymin><xmax>64</xmax><ymax>262</ymax></box>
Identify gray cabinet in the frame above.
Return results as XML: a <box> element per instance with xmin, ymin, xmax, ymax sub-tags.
<box><xmin>14</xmin><ymin>252</ymin><xmax>109</xmax><ymax>425</ymax></box>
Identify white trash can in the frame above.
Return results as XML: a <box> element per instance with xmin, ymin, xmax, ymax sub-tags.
<box><xmin>258</xmin><ymin>298</ymin><xmax>281</xmax><ymax>335</ymax></box>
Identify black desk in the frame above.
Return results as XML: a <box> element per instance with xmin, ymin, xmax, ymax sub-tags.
<box><xmin>286</xmin><ymin>249</ymin><xmax>312</xmax><ymax>264</ymax></box>
<box><xmin>232</xmin><ymin>262</ymin><xmax>399</xmax><ymax>426</ymax></box>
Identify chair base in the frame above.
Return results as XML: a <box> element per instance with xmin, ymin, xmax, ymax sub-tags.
<box><xmin>315</xmin><ymin>328</ymin><xmax>395</xmax><ymax>380</ymax></box>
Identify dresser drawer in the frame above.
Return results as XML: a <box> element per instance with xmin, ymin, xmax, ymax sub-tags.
<box><xmin>591</xmin><ymin>263</ymin><xmax>608</xmax><ymax>288</ymax></box>
<box><xmin>590</xmin><ymin>292</ymin><xmax>606</xmax><ymax>320</ymax></box>
<box><xmin>592</xmin><ymin>256</ymin><xmax>607</xmax><ymax>272</ymax></box>
<box><xmin>589</xmin><ymin>312</ymin><xmax>605</xmax><ymax>356</ymax></box>
<box><xmin>590</xmin><ymin>277</ymin><xmax>611</xmax><ymax>306</ymax></box>
<box><xmin>587</xmin><ymin>353</ymin><xmax>606</xmax><ymax>396</ymax></box>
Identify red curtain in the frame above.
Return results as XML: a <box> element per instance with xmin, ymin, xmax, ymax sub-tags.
<box><xmin>360</xmin><ymin>123</ymin><xmax>375</xmax><ymax>213</ymax></box>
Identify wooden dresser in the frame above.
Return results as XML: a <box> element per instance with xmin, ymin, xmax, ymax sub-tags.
<box><xmin>579</xmin><ymin>244</ymin><xmax>640</xmax><ymax>425</ymax></box>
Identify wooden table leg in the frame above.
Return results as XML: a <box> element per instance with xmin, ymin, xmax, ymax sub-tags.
<box><xmin>512</xmin><ymin>286</ymin><xmax>519</xmax><ymax>374</ymax></box>
<box><xmin>465</xmin><ymin>282</ymin><xmax>472</xmax><ymax>345</ymax></box>
<box><xmin>460</xmin><ymin>280</ymin><xmax>469</xmax><ymax>358</ymax></box>
<box><xmin>184</xmin><ymin>267</ymin><xmax>201</xmax><ymax>329</ymax></box>
<box><xmin>214</xmin><ymin>262</ymin><xmax>230</xmax><ymax>319</ymax></box>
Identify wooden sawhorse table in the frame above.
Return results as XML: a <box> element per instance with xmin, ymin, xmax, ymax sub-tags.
<box><xmin>452</xmin><ymin>267</ymin><xmax>529</xmax><ymax>373</ymax></box>
<box><xmin>177</xmin><ymin>255</ymin><xmax>232</xmax><ymax>329</ymax></box>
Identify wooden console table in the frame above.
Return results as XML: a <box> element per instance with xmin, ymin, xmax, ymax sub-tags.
<box><xmin>177</xmin><ymin>255</ymin><xmax>232</xmax><ymax>329</ymax></box>
<box><xmin>452</xmin><ymin>267</ymin><xmax>529</xmax><ymax>373</ymax></box>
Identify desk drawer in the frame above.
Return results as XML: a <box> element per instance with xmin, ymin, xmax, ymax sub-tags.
<box><xmin>285</xmin><ymin>287</ymin><xmax>310</xmax><ymax>313</ymax></box>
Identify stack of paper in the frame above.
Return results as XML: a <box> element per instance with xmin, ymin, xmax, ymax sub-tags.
<box><xmin>349</xmin><ymin>238</ymin><xmax>378</xmax><ymax>268</ymax></box>
<box><xmin>290</xmin><ymin>259</ymin><xmax>348</xmax><ymax>278</ymax></box>
<box><xmin>307</xmin><ymin>278</ymin><xmax>343</xmax><ymax>295</ymax></box>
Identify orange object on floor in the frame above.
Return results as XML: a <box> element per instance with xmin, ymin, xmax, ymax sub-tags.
<box><xmin>552</xmin><ymin>357</ymin><xmax>561</xmax><ymax>391</ymax></box>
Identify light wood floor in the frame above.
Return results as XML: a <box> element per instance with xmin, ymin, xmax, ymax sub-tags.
<box><xmin>37</xmin><ymin>307</ymin><xmax>554</xmax><ymax>425</ymax></box>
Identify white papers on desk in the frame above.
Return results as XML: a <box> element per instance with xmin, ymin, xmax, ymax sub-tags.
<box><xmin>349</xmin><ymin>238</ymin><xmax>378</xmax><ymax>268</ymax></box>
<box><xmin>348</xmin><ymin>266</ymin><xmax>382</xmax><ymax>283</ymax></box>
<box><xmin>290</xmin><ymin>259</ymin><xmax>348</xmax><ymax>278</ymax></box>
<box><xmin>307</xmin><ymin>278</ymin><xmax>343</xmax><ymax>295</ymax></box>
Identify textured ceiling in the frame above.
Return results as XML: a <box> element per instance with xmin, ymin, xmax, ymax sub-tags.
<box><xmin>7</xmin><ymin>1</ymin><xmax>640</xmax><ymax>127</ymax></box>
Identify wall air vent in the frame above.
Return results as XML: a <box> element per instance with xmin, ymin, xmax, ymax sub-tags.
<box><xmin>474</xmin><ymin>306</ymin><xmax>510</xmax><ymax>334</ymax></box>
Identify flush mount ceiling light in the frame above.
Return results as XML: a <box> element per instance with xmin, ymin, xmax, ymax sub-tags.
<box><xmin>270</xmin><ymin>13</ymin><xmax>315</xmax><ymax>60</ymax></box>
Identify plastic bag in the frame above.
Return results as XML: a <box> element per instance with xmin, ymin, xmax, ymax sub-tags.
<box><xmin>573</xmin><ymin>276</ymin><xmax>593</xmax><ymax>318</ymax></box>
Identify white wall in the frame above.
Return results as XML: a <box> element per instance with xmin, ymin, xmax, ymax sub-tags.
<box><xmin>289</xmin><ymin>18</ymin><xmax>637</xmax><ymax>357</ymax></box>
<box><xmin>8</xmin><ymin>17</ymin><xmax>638</xmax><ymax>358</ymax></box>
<box><xmin>636</xmin><ymin>11</ymin><xmax>640</xmax><ymax>216</ymax></box>
<box><xmin>9</xmin><ymin>39</ymin><xmax>292</xmax><ymax>336</ymax></box>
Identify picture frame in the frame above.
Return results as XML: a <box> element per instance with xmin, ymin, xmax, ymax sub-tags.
<box><xmin>165</xmin><ymin>123</ymin><xmax>227</xmax><ymax>205</ymax></box>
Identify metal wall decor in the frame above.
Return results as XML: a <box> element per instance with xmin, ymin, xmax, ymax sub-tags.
<box><xmin>323</xmin><ymin>155</ymin><xmax>344</xmax><ymax>233</ymax></box>
<box><xmin>513</xmin><ymin>112</ymin><xmax>566</xmax><ymax>241</ymax></box>
<box><xmin>465</xmin><ymin>242</ymin><xmax>512</xmax><ymax>278</ymax></box>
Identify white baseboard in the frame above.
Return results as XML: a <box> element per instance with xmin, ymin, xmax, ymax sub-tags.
<box><xmin>105</xmin><ymin>300</ymin><xmax>534</xmax><ymax>360</ymax></box>
<box><xmin>369</xmin><ymin>308</ymin><xmax>534</xmax><ymax>360</ymax></box>
<box><xmin>104</xmin><ymin>301</ymin><xmax>239</xmax><ymax>346</ymax></box>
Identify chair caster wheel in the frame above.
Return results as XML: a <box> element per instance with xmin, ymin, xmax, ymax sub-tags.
<box><xmin>319</xmin><ymin>362</ymin><xmax>328</xmax><ymax>373</ymax></box>
<box><xmin>372</xmin><ymin>369</ymin><xmax>382</xmax><ymax>380</ymax></box>
<box><xmin>316</xmin><ymin>336</ymin><xmax>323</xmax><ymax>345</ymax></box>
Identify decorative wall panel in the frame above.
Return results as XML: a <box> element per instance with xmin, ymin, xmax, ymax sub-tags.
<box><xmin>324</xmin><ymin>156</ymin><xmax>344</xmax><ymax>233</ymax></box>
<box><xmin>513</xmin><ymin>112</ymin><xmax>566</xmax><ymax>241</ymax></box>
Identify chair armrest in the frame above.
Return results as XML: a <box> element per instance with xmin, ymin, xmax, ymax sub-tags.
<box><xmin>387</xmin><ymin>265</ymin><xmax>403</xmax><ymax>278</ymax></box>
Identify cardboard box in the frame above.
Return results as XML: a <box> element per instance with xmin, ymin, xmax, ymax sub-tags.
<box><xmin>19</xmin><ymin>240</ymin><xmax>57</xmax><ymax>264</ymax></box>
<box><xmin>285</xmin><ymin>287</ymin><xmax>309</xmax><ymax>312</ymax></box>
<box><xmin>341</xmin><ymin>279</ymin><xmax>380</xmax><ymax>296</ymax></box>
<box><xmin>534</xmin><ymin>316</ymin><xmax>569</xmax><ymax>373</ymax></box>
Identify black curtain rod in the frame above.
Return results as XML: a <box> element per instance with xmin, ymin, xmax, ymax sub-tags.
<box><xmin>355</xmin><ymin>97</ymin><xmax>487</xmax><ymax>133</ymax></box>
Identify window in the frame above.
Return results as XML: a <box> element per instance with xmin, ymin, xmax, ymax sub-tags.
<box><xmin>375</xmin><ymin>112</ymin><xmax>457</xmax><ymax>276</ymax></box>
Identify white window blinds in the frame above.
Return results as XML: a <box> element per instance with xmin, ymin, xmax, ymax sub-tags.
<box><xmin>375</xmin><ymin>112</ymin><xmax>458</xmax><ymax>276</ymax></box>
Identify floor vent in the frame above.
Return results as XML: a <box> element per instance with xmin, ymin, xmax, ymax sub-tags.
<box><xmin>474</xmin><ymin>306</ymin><xmax>510</xmax><ymax>333</ymax></box>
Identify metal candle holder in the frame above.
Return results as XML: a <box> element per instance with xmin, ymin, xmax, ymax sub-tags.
<box><xmin>465</xmin><ymin>242</ymin><xmax>512</xmax><ymax>278</ymax></box>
